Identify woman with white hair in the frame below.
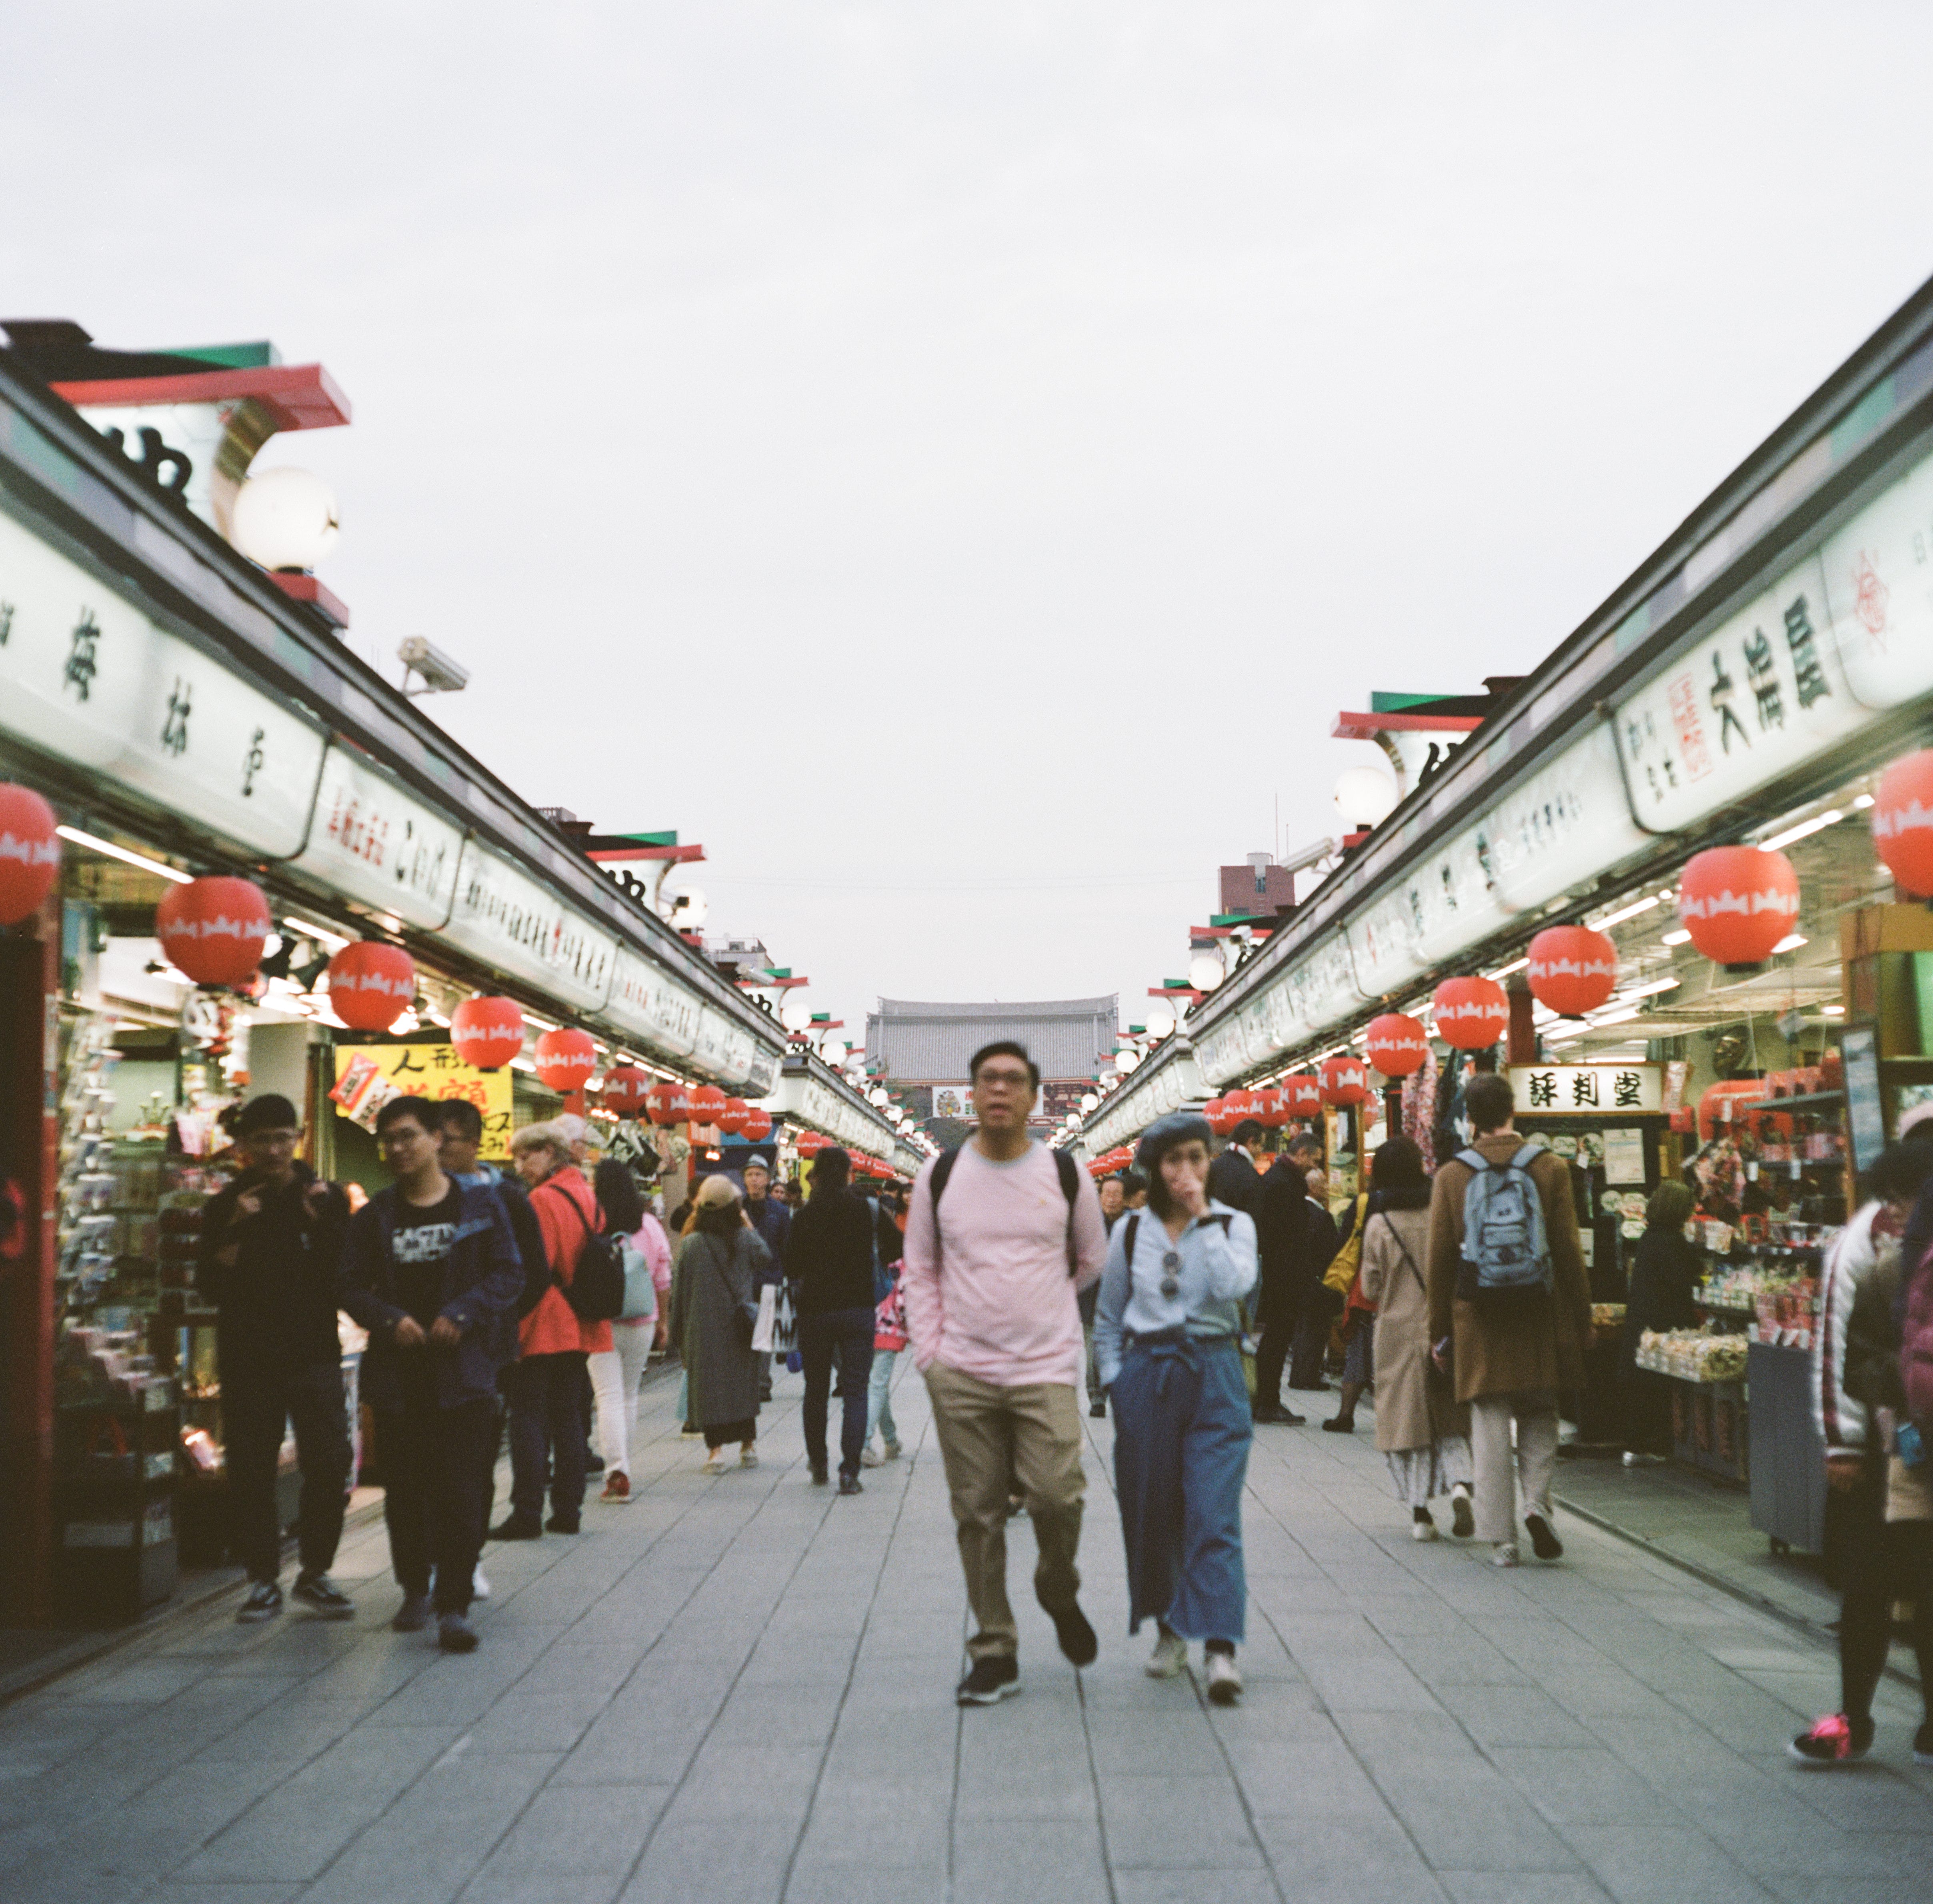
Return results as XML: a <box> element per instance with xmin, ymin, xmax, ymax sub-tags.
<box><xmin>670</xmin><ymin>1174</ymin><xmax>770</xmax><ymax>1472</ymax></box>
<box><xmin>489</xmin><ymin>1121</ymin><xmax>608</xmax><ymax>1540</ymax></box>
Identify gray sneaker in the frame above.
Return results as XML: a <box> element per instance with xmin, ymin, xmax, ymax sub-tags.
<box><xmin>236</xmin><ymin>1580</ymin><xmax>282</xmax><ymax>1624</ymax></box>
<box><xmin>291</xmin><ymin>1572</ymin><xmax>354</xmax><ymax>1620</ymax></box>
<box><xmin>391</xmin><ymin>1593</ymin><xmax>433</xmax><ymax>1632</ymax></box>
<box><xmin>438</xmin><ymin>1612</ymin><xmax>479</xmax><ymax>1654</ymax></box>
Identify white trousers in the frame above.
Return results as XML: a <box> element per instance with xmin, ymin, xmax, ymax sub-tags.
<box><xmin>589</xmin><ymin>1324</ymin><xmax>654</xmax><ymax>1477</ymax></box>
<box><xmin>1467</xmin><ymin>1391</ymin><xmax>1558</xmax><ymax>1544</ymax></box>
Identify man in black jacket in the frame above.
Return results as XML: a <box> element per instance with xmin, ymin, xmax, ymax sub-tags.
<box><xmin>742</xmin><ymin>1156</ymin><xmax>790</xmax><ymax>1402</ymax></box>
<box><xmin>341</xmin><ymin>1095</ymin><xmax>523</xmax><ymax>1652</ymax></box>
<box><xmin>1252</xmin><ymin>1132</ymin><xmax>1329</xmax><ymax>1422</ymax></box>
<box><xmin>198</xmin><ymin>1094</ymin><xmax>354</xmax><ymax>1623</ymax></box>
<box><xmin>1207</xmin><ymin>1121</ymin><xmax>1266</xmax><ymax>1216</ymax></box>
<box><xmin>786</xmin><ymin>1146</ymin><xmax>877</xmax><ymax>1492</ymax></box>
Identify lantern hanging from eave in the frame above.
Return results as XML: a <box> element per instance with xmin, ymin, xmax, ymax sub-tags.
<box><xmin>1285</xmin><ymin>1074</ymin><xmax>1324</xmax><ymax>1117</ymax></box>
<box><xmin>602</xmin><ymin>1066</ymin><xmax>652</xmax><ymax>1117</ymax></box>
<box><xmin>688</xmin><ymin>1083</ymin><xmax>728</xmax><ymax>1126</ymax></box>
<box><xmin>155</xmin><ymin>876</ymin><xmax>272</xmax><ymax>988</ymax></box>
<box><xmin>532</xmin><ymin>1027</ymin><xmax>597</xmax><ymax>1094</ymax></box>
<box><xmin>0</xmin><ymin>784</ymin><xmax>60</xmax><ymax>926</ymax></box>
<box><xmin>644</xmin><ymin>1078</ymin><xmax>691</xmax><ymax>1125</ymax></box>
<box><xmin>325</xmin><ymin>941</ymin><xmax>416</xmax><ymax>1032</ymax></box>
<box><xmin>795</xmin><ymin>1128</ymin><xmax>829</xmax><ymax>1158</ymax></box>
<box><xmin>451</xmin><ymin>995</ymin><xmax>524</xmax><ymax>1071</ymax></box>
<box><xmin>1677</xmin><ymin>846</ymin><xmax>1800</xmax><ymax>966</ymax></box>
<box><xmin>1526</xmin><ymin>925</ymin><xmax>1619</xmax><ymax>1017</ymax></box>
<box><xmin>1223</xmin><ymin>1088</ymin><xmax>1262</xmax><ymax>1127</ymax></box>
<box><xmin>1203</xmin><ymin>1096</ymin><xmax>1230</xmax><ymax>1135</ymax></box>
<box><xmin>1321</xmin><ymin>1054</ymin><xmax>1372</xmax><ymax>1107</ymax></box>
<box><xmin>740</xmin><ymin>1105</ymin><xmax>772</xmax><ymax>1142</ymax></box>
<box><xmin>1432</xmin><ymin>975</ymin><xmax>1509</xmax><ymax>1050</ymax></box>
<box><xmin>1872</xmin><ymin>750</ymin><xmax>1933</xmax><ymax>897</ymax></box>
<box><xmin>1251</xmin><ymin>1086</ymin><xmax>1287</xmax><ymax>1128</ymax></box>
<box><xmin>719</xmin><ymin>1097</ymin><xmax>751</xmax><ymax>1137</ymax></box>
<box><xmin>1364</xmin><ymin>1012</ymin><xmax>1428</xmax><ymax>1078</ymax></box>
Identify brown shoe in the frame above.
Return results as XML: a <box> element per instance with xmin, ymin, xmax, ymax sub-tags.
<box><xmin>600</xmin><ymin>1471</ymin><xmax>630</xmax><ymax>1503</ymax></box>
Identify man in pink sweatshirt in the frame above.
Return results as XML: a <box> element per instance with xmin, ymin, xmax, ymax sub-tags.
<box><xmin>902</xmin><ymin>1041</ymin><xmax>1109</xmax><ymax>1705</ymax></box>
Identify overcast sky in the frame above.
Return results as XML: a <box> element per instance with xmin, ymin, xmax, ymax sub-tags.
<box><xmin>8</xmin><ymin>4</ymin><xmax>1933</xmax><ymax>1051</ymax></box>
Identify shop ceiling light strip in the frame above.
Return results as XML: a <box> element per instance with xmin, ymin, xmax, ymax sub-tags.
<box><xmin>56</xmin><ymin>825</ymin><xmax>191</xmax><ymax>884</ymax></box>
<box><xmin>1757</xmin><ymin>809</ymin><xmax>1843</xmax><ymax>853</ymax></box>
<box><xmin>1585</xmin><ymin>894</ymin><xmax>1662</xmax><ymax>931</ymax></box>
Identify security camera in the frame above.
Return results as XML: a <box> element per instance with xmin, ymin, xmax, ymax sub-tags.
<box><xmin>1280</xmin><ymin>834</ymin><xmax>1338</xmax><ymax>879</ymax></box>
<box><xmin>398</xmin><ymin>637</ymin><xmax>469</xmax><ymax>695</ymax></box>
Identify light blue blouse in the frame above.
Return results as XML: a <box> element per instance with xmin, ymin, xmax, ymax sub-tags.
<box><xmin>1092</xmin><ymin>1200</ymin><xmax>1259</xmax><ymax>1388</ymax></box>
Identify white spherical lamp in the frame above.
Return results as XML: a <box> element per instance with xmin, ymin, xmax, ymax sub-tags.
<box><xmin>1079</xmin><ymin>1092</ymin><xmax>1099</xmax><ymax>1113</ymax></box>
<box><xmin>230</xmin><ymin>467</ymin><xmax>340</xmax><ymax>571</ymax></box>
<box><xmin>1188</xmin><ymin>949</ymin><xmax>1225</xmax><ymax>992</ymax></box>
<box><xmin>1334</xmin><ymin>764</ymin><xmax>1399</xmax><ymax>828</ymax></box>
<box><xmin>1144</xmin><ymin>1000</ymin><xmax>1176</xmax><ymax>1038</ymax></box>
<box><xmin>779</xmin><ymin>994</ymin><xmax>812</xmax><ymax>1032</ymax></box>
<box><xmin>1114</xmin><ymin>1048</ymin><xmax>1139</xmax><ymax>1074</ymax></box>
<box><xmin>819</xmin><ymin>1037</ymin><xmax>846</xmax><ymax>1066</ymax></box>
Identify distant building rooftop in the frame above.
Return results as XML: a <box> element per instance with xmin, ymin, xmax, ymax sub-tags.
<box><xmin>867</xmin><ymin>996</ymin><xmax>1117</xmax><ymax>1084</ymax></box>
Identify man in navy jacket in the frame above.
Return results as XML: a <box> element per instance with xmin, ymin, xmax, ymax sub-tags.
<box><xmin>341</xmin><ymin>1095</ymin><xmax>522</xmax><ymax>1652</ymax></box>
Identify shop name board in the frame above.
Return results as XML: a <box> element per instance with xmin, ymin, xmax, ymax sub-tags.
<box><xmin>1509</xmin><ymin>1064</ymin><xmax>1662</xmax><ymax>1115</ymax></box>
<box><xmin>331</xmin><ymin>1043</ymin><xmax>513</xmax><ymax>1158</ymax></box>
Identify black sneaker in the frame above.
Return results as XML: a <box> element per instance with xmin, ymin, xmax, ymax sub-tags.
<box><xmin>1321</xmin><ymin>1416</ymin><xmax>1355</xmax><ymax>1433</ymax></box>
<box><xmin>956</xmin><ymin>1656</ymin><xmax>1021</xmax><ymax>1705</ymax></box>
<box><xmin>291</xmin><ymin>1571</ymin><xmax>354</xmax><ymax>1620</ymax></box>
<box><xmin>392</xmin><ymin>1593</ymin><xmax>433</xmax><ymax>1632</ymax></box>
<box><xmin>1089</xmin><ymin>1400</ymin><xmax>1107</xmax><ymax>1418</ymax></box>
<box><xmin>1450</xmin><ymin>1491</ymin><xmax>1475</xmax><ymax>1540</ymax></box>
<box><xmin>585</xmin><ymin>1454</ymin><xmax>604</xmax><ymax>1476</ymax></box>
<box><xmin>488</xmin><ymin>1514</ymin><xmax>542</xmax><ymax>1541</ymax></box>
<box><xmin>810</xmin><ymin>1465</ymin><xmax>829</xmax><ymax>1487</ymax></box>
<box><xmin>1789</xmin><ymin>1713</ymin><xmax>1874</xmax><ymax>1765</ymax></box>
<box><xmin>838</xmin><ymin>1474</ymin><xmax>863</xmax><ymax>1496</ymax></box>
<box><xmin>1042</xmin><ymin>1595</ymin><xmax>1098</xmax><ymax>1667</ymax></box>
<box><xmin>545</xmin><ymin>1515</ymin><xmax>580</xmax><ymax>1535</ymax></box>
<box><xmin>235</xmin><ymin>1580</ymin><xmax>283</xmax><ymax>1624</ymax></box>
<box><xmin>438</xmin><ymin>1612</ymin><xmax>480</xmax><ymax>1653</ymax></box>
<box><xmin>1525</xmin><ymin>1514</ymin><xmax>1564</xmax><ymax>1561</ymax></box>
<box><xmin>1252</xmin><ymin>1402</ymin><xmax>1303</xmax><ymax>1425</ymax></box>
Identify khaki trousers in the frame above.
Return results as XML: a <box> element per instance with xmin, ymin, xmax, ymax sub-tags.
<box><xmin>1468</xmin><ymin>1390</ymin><xmax>1559</xmax><ymax>1545</ymax></box>
<box><xmin>924</xmin><ymin>1362</ymin><xmax>1085</xmax><ymax>1662</ymax></box>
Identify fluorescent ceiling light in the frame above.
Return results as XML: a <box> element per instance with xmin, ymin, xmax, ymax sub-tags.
<box><xmin>1759</xmin><ymin>810</ymin><xmax>1842</xmax><ymax>853</ymax></box>
<box><xmin>1661</xmin><ymin>928</ymin><xmax>1692</xmax><ymax>946</ymax></box>
<box><xmin>1851</xmin><ymin>793</ymin><xmax>1875</xmax><ymax>810</ymax></box>
<box><xmin>1587</xmin><ymin>894</ymin><xmax>1661</xmax><ymax>930</ymax></box>
<box><xmin>56</xmin><ymin>826</ymin><xmax>192</xmax><ymax>885</ymax></box>
<box><xmin>1821</xmin><ymin>1004</ymin><xmax>1846</xmax><ymax>1016</ymax></box>
<box><xmin>1772</xmin><ymin>934</ymin><xmax>1808</xmax><ymax>955</ymax></box>
<box><xmin>1589</xmin><ymin>1005</ymin><xmax>1642</xmax><ymax>1026</ymax></box>
<box><xmin>1487</xmin><ymin>957</ymin><xmax>1529</xmax><ymax>979</ymax></box>
<box><xmin>1617</xmin><ymin>976</ymin><xmax>1680</xmax><ymax>1000</ymax></box>
<box><xmin>284</xmin><ymin>914</ymin><xmax>351</xmax><ymax>952</ymax></box>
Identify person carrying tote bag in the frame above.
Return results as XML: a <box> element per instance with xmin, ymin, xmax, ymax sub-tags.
<box><xmin>587</xmin><ymin>1160</ymin><xmax>669</xmax><ymax>1504</ymax></box>
<box><xmin>669</xmin><ymin>1174</ymin><xmax>769</xmax><ymax>1473</ymax></box>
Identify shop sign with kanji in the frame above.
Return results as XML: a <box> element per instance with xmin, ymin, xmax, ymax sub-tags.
<box><xmin>1508</xmin><ymin>1064</ymin><xmax>1662</xmax><ymax>1116</ymax></box>
<box><xmin>331</xmin><ymin>1043</ymin><xmax>514</xmax><ymax>1157</ymax></box>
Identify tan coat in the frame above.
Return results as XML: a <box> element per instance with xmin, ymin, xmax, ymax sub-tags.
<box><xmin>1425</xmin><ymin>1130</ymin><xmax>1591</xmax><ymax>1406</ymax></box>
<box><xmin>1360</xmin><ymin>1203</ymin><xmax>1470</xmax><ymax>1453</ymax></box>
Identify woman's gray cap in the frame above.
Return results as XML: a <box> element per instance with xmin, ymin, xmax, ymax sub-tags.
<box><xmin>1134</xmin><ymin>1111</ymin><xmax>1213</xmax><ymax>1175</ymax></box>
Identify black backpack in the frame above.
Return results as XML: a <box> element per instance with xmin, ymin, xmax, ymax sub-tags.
<box><xmin>556</xmin><ymin>1190</ymin><xmax>626</xmax><ymax>1324</ymax></box>
<box><xmin>928</xmin><ymin>1144</ymin><xmax>1083</xmax><ymax>1275</ymax></box>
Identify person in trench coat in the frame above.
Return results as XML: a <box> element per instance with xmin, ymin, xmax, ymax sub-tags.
<box><xmin>1357</xmin><ymin>1136</ymin><xmax>1473</xmax><ymax>1541</ymax></box>
<box><xmin>670</xmin><ymin>1174</ymin><xmax>769</xmax><ymax>1472</ymax></box>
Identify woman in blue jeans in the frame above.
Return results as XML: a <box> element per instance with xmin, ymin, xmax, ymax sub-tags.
<box><xmin>785</xmin><ymin>1146</ymin><xmax>877</xmax><ymax>1494</ymax></box>
<box><xmin>1094</xmin><ymin>1111</ymin><xmax>1259</xmax><ymax>1704</ymax></box>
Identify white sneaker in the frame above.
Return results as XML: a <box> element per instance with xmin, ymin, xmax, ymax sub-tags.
<box><xmin>884</xmin><ymin>1441</ymin><xmax>901</xmax><ymax>1461</ymax></box>
<box><xmin>1145</xmin><ymin>1630</ymin><xmax>1188</xmax><ymax>1679</ymax></box>
<box><xmin>1412</xmin><ymin>1514</ymin><xmax>1439</xmax><ymax>1542</ymax></box>
<box><xmin>702</xmin><ymin>1450</ymin><xmax>725</xmax><ymax>1474</ymax></box>
<box><xmin>471</xmin><ymin>1567</ymin><xmax>490</xmax><ymax>1600</ymax></box>
<box><xmin>1205</xmin><ymin>1652</ymin><xmax>1242</xmax><ymax>1705</ymax></box>
<box><xmin>860</xmin><ymin>1448</ymin><xmax>882</xmax><ymax>1468</ymax></box>
<box><xmin>739</xmin><ymin>1447</ymin><xmax>758</xmax><ymax>1469</ymax></box>
<box><xmin>1492</xmin><ymin>1542</ymin><xmax>1520</xmax><ymax>1568</ymax></box>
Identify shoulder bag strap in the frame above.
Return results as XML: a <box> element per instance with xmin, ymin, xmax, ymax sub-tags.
<box><xmin>1381</xmin><ymin>1212</ymin><xmax>1426</xmax><ymax>1299</ymax></box>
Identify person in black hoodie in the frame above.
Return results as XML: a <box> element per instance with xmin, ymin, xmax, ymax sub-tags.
<box><xmin>1618</xmin><ymin>1180</ymin><xmax>1703</xmax><ymax>1462</ymax></box>
<box><xmin>787</xmin><ymin>1146</ymin><xmax>878</xmax><ymax>1492</ymax></box>
<box><xmin>198</xmin><ymin>1094</ymin><xmax>354</xmax><ymax>1624</ymax></box>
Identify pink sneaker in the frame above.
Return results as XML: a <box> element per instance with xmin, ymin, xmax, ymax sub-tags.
<box><xmin>1789</xmin><ymin>1713</ymin><xmax>1872</xmax><ymax>1766</ymax></box>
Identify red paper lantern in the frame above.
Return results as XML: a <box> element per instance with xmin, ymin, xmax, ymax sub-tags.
<box><xmin>1252</xmin><ymin>1086</ymin><xmax>1288</xmax><ymax>1128</ymax></box>
<box><xmin>645</xmin><ymin>1078</ymin><xmax>691</xmax><ymax>1125</ymax></box>
<box><xmin>719</xmin><ymin>1097</ymin><xmax>751</xmax><ymax>1136</ymax></box>
<box><xmin>1365</xmin><ymin>1012</ymin><xmax>1428</xmax><ymax>1078</ymax></box>
<box><xmin>1203</xmin><ymin>1096</ymin><xmax>1230</xmax><ymax>1135</ymax></box>
<box><xmin>1677</xmin><ymin>846</ymin><xmax>1800</xmax><ymax>966</ymax></box>
<box><xmin>1285</xmin><ymin>1074</ymin><xmax>1324</xmax><ymax>1117</ymax></box>
<box><xmin>533</xmin><ymin>1027</ymin><xmax>597</xmax><ymax>1094</ymax></box>
<box><xmin>602</xmin><ymin>1066</ymin><xmax>652</xmax><ymax>1117</ymax></box>
<box><xmin>796</xmin><ymin>1129</ymin><xmax>829</xmax><ymax>1157</ymax></box>
<box><xmin>1698</xmin><ymin>1079</ymin><xmax>1770</xmax><ymax>1142</ymax></box>
<box><xmin>689</xmin><ymin>1084</ymin><xmax>728</xmax><ymax>1127</ymax></box>
<box><xmin>1872</xmin><ymin>750</ymin><xmax>1933</xmax><ymax>897</ymax></box>
<box><xmin>1432</xmin><ymin>976</ymin><xmax>1508</xmax><ymax>1050</ymax></box>
<box><xmin>325</xmin><ymin>941</ymin><xmax>416</xmax><ymax>1032</ymax></box>
<box><xmin>155</xmin><ymin>876</ymin><xmax>272</xmax><ymax>988</ymax></box>
<box><xmin>0</xmin><ymin>784</ymin><xmax>60</xmax><ymax>925</ymax></box>
<box><xmin>1321</xmin><ymin>1054</ymin><xmax>1372</xmax><ymax>1107</ymax></box>
<box><xmin>741</xmin><ymin>1105</ymin><xmax>772</xmax><ymax>1142</ymax></box>
<box><xmin>1223</xmin><ymin>1088</ymin><xmax>1262</xmax><ymax>1128</ymax></box>
<box><xmin>1526</xmin><ymin>925</ymin><xmax>1619</xmax><ymax>1017</ymax></box>
<box><xmin>451</xmin><ymin>995</ymin><xmax>524</xmax><ymax>1071</ymax></box>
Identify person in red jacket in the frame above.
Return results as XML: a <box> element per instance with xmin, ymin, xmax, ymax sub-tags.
<box><xmin>491</xmin><ymin>1120</ymin><xmax>608</xmax><ymax>1540</ymax></box>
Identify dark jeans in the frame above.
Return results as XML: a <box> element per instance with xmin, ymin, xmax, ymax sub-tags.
<box><xmin>224</xmin><ymin>1357</ymin><xmax>350</xmax><ymax>1584</ymax></box>
<box><xmin>1252</xmin><ymin>1266</ymin><xmax>1296</xmax><ymax>1411</ymax></box>
<box><xmin>1834</xmin><ymin>1456</ymin><xmax>1933</xmax><ymax>1722</ymax></box>
<box><xmin>377</xmin><ymin>1398</ymin><xmax>495</xmax><ymax>1614</ymax></box>
<box><xmin>507</xmin><ymin>1350</ymin><xmax>588</xmax><ymax>1524</ymax></box>
<box><xmin>1287</xmin><ymin>1291</ymin><xmax>1331</xmax><ymax>1389</ymax></box>
<box><xmin>799</xmin><ymin>1308</ymin><xmax>874</xmax><ymax>1478</ymax></box>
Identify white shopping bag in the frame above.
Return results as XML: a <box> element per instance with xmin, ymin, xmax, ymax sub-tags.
<box><xmin>750</xmin><ymin>1282</ymin><xmax>778</xmax><ymax>1355</ymax></box>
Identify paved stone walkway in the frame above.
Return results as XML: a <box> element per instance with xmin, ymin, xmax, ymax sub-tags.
<box><xmin>3</xmin><ymin>1362</ymin><xmax>1931</xmax><ymax>1904</ymax></box>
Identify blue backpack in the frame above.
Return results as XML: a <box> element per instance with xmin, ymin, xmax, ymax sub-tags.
<box><xmin>1455</xmin><ymin>1144</ymin><xmax>1553</xmax><ymax>1302</ymax></box>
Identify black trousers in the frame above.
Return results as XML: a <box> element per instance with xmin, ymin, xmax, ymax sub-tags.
<box><xmin>376</xmin><ymin>1398</ymin><xmax>495</xmax><ymax>1614</ymax></box>
<box><xmin>223</xmin><ymin>1357</ymin><xmax>350</xmax><ymax>1584</ymax></box>
<box><xmin>507</xmin><ymin>1350</ymin><xmax>587</xmax><ymax>1523</ymax></box>
<box><xmin>1252</xmin><ymin>1266</ymin><xmax>1295</xmax><ymax>1410</ymax></box>
<box><xmin>799</xmin><ymin>1308</ymin><xmax>874</xmax><ymax>1479</ymax></box>
<box><xmin>1287</xmin><ymin>1288</ymin><xmax>1332</xmax><ymax>1389</ymax></box>
<box><xmin>1833</xmin><ymin>1457</ymin><xmax>1933</xmax><ymax>1723</ymax></box>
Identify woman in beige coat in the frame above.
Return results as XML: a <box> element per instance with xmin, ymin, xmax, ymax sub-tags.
<box><xmin>1359</xmin><ymin>1138</ymin><xmax>1474</xmax><ymax>1541</ymax></box>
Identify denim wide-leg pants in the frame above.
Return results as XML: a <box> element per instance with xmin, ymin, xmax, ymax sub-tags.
<box><xmin>1110</xmin><ymin>1333</ymin><xmax>1251</xmax><ymax>1644</ymax></box>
